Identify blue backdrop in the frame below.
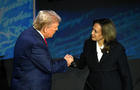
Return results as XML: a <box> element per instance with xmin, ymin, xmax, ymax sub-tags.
<box><xmin>0</xmin><ymin>0</ymin><xmax>33</xmax><ymax>59</ymax></box>
<box><xmin>47</xmin><ymin>7</ymin><xmax>140</xmax><ymax>60</ymax></box>
<box><xmin>0</xmin><ymin>1</ymin><xmax>140</xmax><ymax>60</ymax></box>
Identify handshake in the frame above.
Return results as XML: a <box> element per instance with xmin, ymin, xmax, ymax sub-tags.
<box><xmin>64</xmin><ymin>54</ymin><xmax>74</xmax><ymax>67</ymax></box>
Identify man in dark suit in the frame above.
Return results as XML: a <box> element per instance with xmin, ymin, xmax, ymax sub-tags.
<box><xmin>11</xmin><ymin>10</ymin><xmax>73</xmax><ymax>90</ymax></box>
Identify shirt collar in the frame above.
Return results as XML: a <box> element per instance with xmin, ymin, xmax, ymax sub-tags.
<box><xmin>96</xmin><ymin>42</ymin><xmax>104</xmax><ymax>50</ymax></box>
<box><xmin>33</xmin><ymin>26</ymin><xmax>45</xmax><ymax>39</ymax></box>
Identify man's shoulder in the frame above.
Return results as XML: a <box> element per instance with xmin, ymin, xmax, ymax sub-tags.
<box><xmin>17</xmin><ymin>26</ymin><xmax>35</xmax><ymax>42</ymax></box>
<box><xmin>22</xmin><ymin>26</ymin><xmax>34</xmax><ymax>34</ymax></box>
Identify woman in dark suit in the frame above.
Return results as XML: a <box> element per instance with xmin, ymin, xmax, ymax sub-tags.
<box><xmin>66</xmin><ymin>18</ymin><xmax>133</xmax><ymax>90</ymax></box>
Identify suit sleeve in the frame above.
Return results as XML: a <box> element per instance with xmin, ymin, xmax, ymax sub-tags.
<box><xmin>71</xmin><ymin>41</ymin><xmax>88</xmax><ymax>69</ymax></box>
<box><xmin>117</xmin><ymin>46</ymin><xmax>133</xmax><ymax>90</ymax></box>
<box><xmin>30</xmin><ymin>43</ymin><xmax>68</xmax><ymax>74</ymax></box>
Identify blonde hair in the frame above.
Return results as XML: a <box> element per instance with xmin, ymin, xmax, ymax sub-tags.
<box><xmin>33</xmin><ymin>10</ymin><xmax>61</xmax><ymax>30</ymax></box>
<box><xmin>102</xmin><ymin>20</ymin><xmax>116</xmax><ymax>43</ymax></box>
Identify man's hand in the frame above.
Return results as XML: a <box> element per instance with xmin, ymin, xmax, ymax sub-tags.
<box><xmin>64</xmin><ymin>54</ymin><xmax>74</xmax><ymax>67</ymax></box>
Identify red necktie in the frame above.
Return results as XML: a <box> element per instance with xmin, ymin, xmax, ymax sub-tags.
<box><xmin>44</xmin><ymin>38</ymin><xmax>48</xmax><ymax>46</ymax></box>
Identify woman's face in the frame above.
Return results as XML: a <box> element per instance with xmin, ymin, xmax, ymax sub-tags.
<box><xmin>91</xmin><ymin>23</ymin><xmax>104</xmax><ymax>42</ymax></box>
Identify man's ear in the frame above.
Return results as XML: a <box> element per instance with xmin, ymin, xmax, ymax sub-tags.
<box><xmin>43</xmin><ymin>26</ymin><xmax>48</xmax><ymax>33</ymax></box>
<box><xmin>44</xmin><ymin>28</ymin><xmax>47</xmax><ymax>33</ymax></box>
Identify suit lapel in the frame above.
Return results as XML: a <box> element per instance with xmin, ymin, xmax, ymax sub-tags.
<box><xmin>90</xmin><ymin>41</ymin><xmax>99</xmax><ymax>63</ymax></box>
<box><xmin>31</xmin><ymin>27</ymin><xmax>47</xmax><ymax>48</ymax></box>
<box><xmin>99</xmin><ymin>52</ymin><xmax>106</xmax><ymax>63</ymax></box>
<box><xmin>99</xmin><ymin>49</ymin><xmax>111</xmax><ymax>63</ymax></box>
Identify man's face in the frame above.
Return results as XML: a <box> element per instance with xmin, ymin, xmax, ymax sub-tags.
<box><xmin>91</xmin><ymin>23</ymin><xmax>104</xmax><ymax>42</ymax></box>
<box><xmin>45</xmin><ymin>22</ymin><xmax>59</xmax><ymax>38</ymax></box>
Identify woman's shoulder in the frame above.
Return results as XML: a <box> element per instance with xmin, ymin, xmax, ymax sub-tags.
<box><xmin>111</xmin><ymin>40</ymin><xmax>125</xmax><ymax>52</ymax></box>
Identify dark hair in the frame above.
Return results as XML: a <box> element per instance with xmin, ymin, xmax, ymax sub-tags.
<box><xmin>93</xmin><ymin>18</ymin><xmax>116</xmax><ymax>53</ymax></box>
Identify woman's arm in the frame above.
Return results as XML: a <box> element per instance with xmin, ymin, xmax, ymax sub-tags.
<box><xmin>71</xmin><ymin>40</ymin><xmax>88</xmax><ymax>69</ymax></box>
<box><xmin>117</xmin><ymin>46</ymin><xmax>133</xmax><ymax>90</ymax></box>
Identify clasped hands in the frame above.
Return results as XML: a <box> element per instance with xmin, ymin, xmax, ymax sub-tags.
<box><xmin>64</xmin><ymin>54</ymin><xmax>74</xmax><ymax>67</ymax></box>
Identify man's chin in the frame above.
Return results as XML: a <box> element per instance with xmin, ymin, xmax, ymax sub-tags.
<box><xmin>47</xmin><ymin>35</ymin><xmax>53</xmax><ymax>38</ymax></box>
<box><xmin>49</xmin><ymin>35</ymin><xmax>53</xmax><ymax>38</ymax></box>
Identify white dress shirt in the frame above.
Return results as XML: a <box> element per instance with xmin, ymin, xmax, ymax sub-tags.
<box><xmin>33</xmin><ymin>26</ymin><xmax>44</xmax><ymax>39</ymax></box>
<box><xmin>96</xmin><ymin>42</ymin><xmax>104</xmax><ymax>62</ymax></box>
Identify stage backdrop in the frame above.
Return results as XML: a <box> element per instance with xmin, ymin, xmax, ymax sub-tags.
<box><xmin>0</xmin><ymin>0</ymin><xmax>140</xmax><ymax>61</ymax></box>
<box><xmin>45</xmin><ymin>7</ymin><xmax>140</xmax><ymax>60</ymax></box>
<box><xmin>0</xmin><ymin>0</ymin><xmax>33</xmax><ymax>59</ymax></box>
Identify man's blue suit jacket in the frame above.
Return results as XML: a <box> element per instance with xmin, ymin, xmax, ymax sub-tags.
<box><xmin>11</xmin><ymin>27</ymin><xmax>68</xmax><ymax>90</ymax></box>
